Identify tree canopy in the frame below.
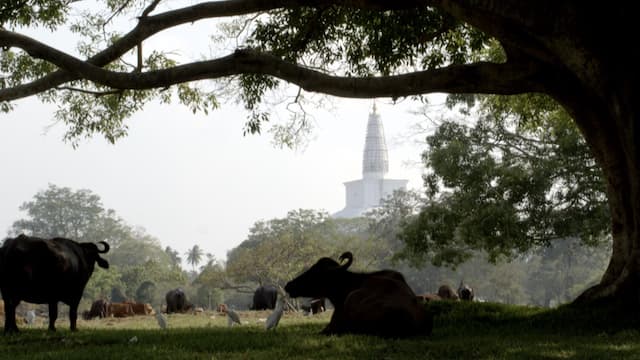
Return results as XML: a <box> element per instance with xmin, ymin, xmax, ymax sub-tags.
<box><xmin>1</xmin><ymin>1</ymin><xmax>638</xmax><ymax>308</ymax></box>
<box><xmin>400</xmin><ymin>93</ymin><xmax>610</xmax><ymax>266</ymax></box>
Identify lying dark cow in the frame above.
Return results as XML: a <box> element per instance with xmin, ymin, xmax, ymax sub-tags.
<box><xmin>83</xmin><ymin>299</ymin><xmax>111</xmax><ymax>320</ymax></box>
<box><xmin>0</xmin><ymin>234</ymin><xmax>109</xmax><ymax>332</ymax></box>
<box><xmin>251</xmin><ymin>285</ymin><xmax>277</xmax><ymax>310</ymax></box>
<box><xmin>285</xmin><ymin>251</ymin><xmax>432</xmax><ymax>338</ymax></box>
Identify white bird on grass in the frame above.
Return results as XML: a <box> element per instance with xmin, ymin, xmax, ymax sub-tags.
<box><xmin>265</xmin><ymin>296</ymin><xmax>286</xmax><ymax>331</ymax></box>
<box><xmin>155</xmin><ymin>309</ymin><xmax>167</xmax><ymax>329</ymax></box>
<box><xmin>26</xmin><ymin>310</ymin><xmax>36</xmax><ymax>325</ymax></box>
<box><xmin>227</xmin><ymin>308</ymin><xmax>241</xmax><ymax>327</ymax></box>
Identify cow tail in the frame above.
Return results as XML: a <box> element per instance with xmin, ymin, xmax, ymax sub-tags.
<box><xmin>97</xmin><ymin>241</ymin><xmax>110</xmax><ymax>254</ymax></box>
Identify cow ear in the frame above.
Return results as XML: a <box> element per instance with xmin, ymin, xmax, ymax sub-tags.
<box><xmin>96</xmin><ymin>257</ymin><xmax>109</xmax><ymax>269</ymax></box>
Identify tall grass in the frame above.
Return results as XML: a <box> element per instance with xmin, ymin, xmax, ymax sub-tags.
<box><xmin>1</xmin><ymin>303</ymin><xmax>639</xmax><ymax>359</ymax></box>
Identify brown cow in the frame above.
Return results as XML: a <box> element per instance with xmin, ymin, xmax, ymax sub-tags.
<box><xmin>109</xmin><ymin>302</ymin><xmax>134</xmax><ymax>318</ymax></box>
<box><xmin>437</xmin><ymin>284</ymin><xmax>459</xmax><ymax>300</ymax></box>
<box><xmin>418</xmin><ymin>293</ymin><xmax>442</xmax><ymax>302</ymax></box>
<box><xmin>124</xmin><ymin>301</ymin><xmax>153</xmax><ymax>315</ymax></box>
<box><xmin>216</xmin><ymin>303</ymin><xmax>228</xmax><ymax>314</ymax></box>
<box><xmin>285</xmin><ymin>251</ymin><xmax>432</xmax><ymax>338</ymax></box>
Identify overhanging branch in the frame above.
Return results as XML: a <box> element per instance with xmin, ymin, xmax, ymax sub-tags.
<box><xmin>0</xmin><ymin>30</ymin><xmax>546</xmax><ymax>101</ymax></box>
<box><xmin>0</xmin><ymin>0</ymin><xmax>433</xmax><ymax>102</ymax></box>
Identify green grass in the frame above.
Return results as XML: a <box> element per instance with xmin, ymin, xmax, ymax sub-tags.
<box><xmin>1</xmin><ymin>303</ymin><xmax>640</xmax><ymax>359</ymax></box>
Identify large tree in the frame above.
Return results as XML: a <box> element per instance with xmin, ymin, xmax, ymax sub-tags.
<box><xmin>9</xmin><ymin>183</ymin><xmax>131</xmax><ymax>245</ymax></box>
<box><xmin>0</xmin><ymin>1</ymin><xmax>637</xmax><ymax>307</ymax></box>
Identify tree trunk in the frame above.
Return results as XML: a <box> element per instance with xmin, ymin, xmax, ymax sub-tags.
<box><xmin>564</xmin><ymin>86</ymin><xmax>640</xmax><ymax>307</ymax></box>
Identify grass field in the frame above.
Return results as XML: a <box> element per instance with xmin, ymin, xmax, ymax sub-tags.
<box><xmin>1</xmin><ymin>302</ymin><xmax>640</xmax><ymax>359</ymax></box>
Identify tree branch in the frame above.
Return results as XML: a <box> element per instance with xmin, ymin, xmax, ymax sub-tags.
<box><xmin>0</xmin><ymin>0</ymin><xmax>435</xmax><ymax>102</ymax></box>
<box><xmin>0</xmin><ymin>30</ymin><xmax>547</xmax><ymax>100</ymax></box>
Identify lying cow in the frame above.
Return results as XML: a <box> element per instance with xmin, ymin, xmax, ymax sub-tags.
<box><xmin>418</xmin><ymin>293</ymin><xmax>442</xmax><ymax>302</ymax></box>
<box><xmin>109</xmin><ymin>302</ymin><xmax>135</xmax><ymax>318</ymax></box>
<box><xmin>285</xmin><ymin>251</ymin><xmax>432</xmax><ymax>338</ymax></box>
<box><xmin>437</xmin><ymin>284</ymin><xmax>459</xmax><ymax>300</ymax></box>
<box><xmin>124</xmin><ymin>301</ymin><xmax>153</xmax><ymax>315</ymax></box>
<box><xmin>0</xmin><ymin>234</ymin><xmax>109</xmax><ymax>332</ymax></box>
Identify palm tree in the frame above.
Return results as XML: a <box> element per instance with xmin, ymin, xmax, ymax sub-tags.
<box><xmin>185</xmin><ymin>245</ymin><xmax>204</xmax><ymax>272</ymax></box>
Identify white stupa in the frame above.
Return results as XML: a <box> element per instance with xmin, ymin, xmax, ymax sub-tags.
<box><xmin>333</xmin><ymin>104</ymin><xmax>408</xmax><ymax>218</ymax></box>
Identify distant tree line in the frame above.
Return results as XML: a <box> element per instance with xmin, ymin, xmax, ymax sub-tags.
<box><xmin>4</xmin><ymin>180</ymin><xmax>609</xmax><ymax>310</ymax></box>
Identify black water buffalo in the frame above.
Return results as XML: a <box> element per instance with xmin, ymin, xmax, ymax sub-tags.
<box><xmin>165</xmin><ymin>288</ymin><xmax>192</xmax><ymax>313</ymax></box>
<box><xmin>251</xmin><ymin>285</ymin><xmax>277</xmax><ymax>310</ymax></box>
<box><xmin>83</xmin><ymin>298</ymin><xmax>111</xmax><ymax>320</ymax></box>
<box><xmin>301</xmin><ymin>297</ymin><xmax>326</xmax><ymax>314</ymax></box>
<box><xmin>285</xmin><ymin>251</ymin><xmax>432</xmax><ymax>338</ymax></box>
<box><xmin>0</xmin><ymin>234</ymin><xmax>109</xmax><ymax>333</ymax></box>
<box><xmin>458</xmin><ymin>281</ymin><xmax>474</xmax><ymax>301</ymax></box>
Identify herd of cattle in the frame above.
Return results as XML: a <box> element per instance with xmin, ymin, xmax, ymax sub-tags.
<box><xmin>0</xmin><ymin>234</ymin><xmax>475</xmax><ymax>338</ymax></box>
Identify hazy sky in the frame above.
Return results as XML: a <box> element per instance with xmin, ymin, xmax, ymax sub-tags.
<box><xmin>0</xmin><ymin>3</ymin><xmax>442</xmax><ymax>262</ymax></box>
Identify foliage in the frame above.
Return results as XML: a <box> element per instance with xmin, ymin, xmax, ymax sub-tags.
<box><xmin>0</xmin><ymin>0</ymin><xmax>68</xmax><ymax>29</ymax></box>
<box><xmin>9</xmin><ymin>184</ymin><xmax>130</xmax><ymax>244</ymax></box>
<box><xmin>164</xmin><ymin>246</ymin><xmax>183</xmax><ymax>268</ymax></box>
<box><xmin>226</xmin><ymin>209</ymin><xmax>340</xmax><ymax>289</ymax></box>
<box><xmin>83</xmin><ymin>265</ymin><xmax>122</xmax><ymax>301</ymax></box>
<box><xmin>0</xmin><ymin>2</ymin><xmax>492</xmax><ymax>145</ymax></box>
<box><xmin>250</xmin><ymin>6</ymin><xmax>488</xmax><ymax>75</ymax></box>
<box><xmin>400</xmin><ymin>94</ymin><xmax>610</xmax><ymax>266</ymax></box>
<box><xmin>135</xmin><ymin>280</ymin><xmax>156</xmax><ymax>304</ymax></box>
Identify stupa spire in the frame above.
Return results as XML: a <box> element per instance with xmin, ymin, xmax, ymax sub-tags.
<box><xmin>362</xmin><ymin>102</ymin><xmax>389</xmax><ymax>178</ymax></box>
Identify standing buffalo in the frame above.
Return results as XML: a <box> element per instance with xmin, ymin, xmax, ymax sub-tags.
<box><xmin>251</xmin><ymin>285</ymin><xmax>278</xmax><ymax>310</ymax></box>
<box><xmin>285</xmin><ymin>252</ymin><xmax>432</xmax><ymax>338</ymax></box>
<box><xmin>0</xmin><ymin>234</ymin><xmax>109</xmax><ymax>332</ymax></box>
<box><xmin>83</xmin><ymin>299</ymin><xmax>111</xmax><ymax>320</ymax></box>
<box><xmin>165</xmin><ymin>288</ymin><xmax>192</xmax><ymax>313</ymax></box>
<box><xmin>301</xmin><ymin>297</ymin><xmax>326</xmax><ymax>314</ymax></box>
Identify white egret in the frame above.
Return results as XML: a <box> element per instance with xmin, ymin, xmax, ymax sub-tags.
<box><xmin>155</xmin><ymin>309</ymin><xmax>167</xmax><ymax>329</ymax></box>
<box><xmin>226</xmin><ymin>308</ymin><xmax>241</xmax><ymax>327</ymax></box>
<box><xmin>265</xmin><ymin>296</ymin><xmax>285</xmax><ymax>330</ymax></box>
<box><xmin>25</xmin><ymin>310</ymin><xmax>36</xmax><ymax>325</ymax></box>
